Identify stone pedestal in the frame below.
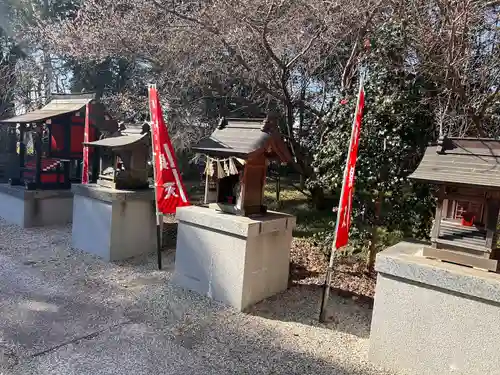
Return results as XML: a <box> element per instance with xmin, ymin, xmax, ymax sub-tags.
<box><xmin>173</xmin><ymin>206</ymin><xmax>296</xmax><ymax>311</ymax></box>
<box><xmin>0</xmin><ymin>153</ymin><xmax>18</xmax><ymax>183</ymax></box>
<box><xmin>0</xmin><ymin>183</ymin><xmax>73</xmax><ymax>228</ymax></box>
<box><xmin>71</xmin><ymin>184</ymin><xmax>156</xmax><ymax>261</ymax></box>
<box><xmin>369</xmin><ymin>241</ymin><xmax>500</xmax><ymax>375</ymax></box>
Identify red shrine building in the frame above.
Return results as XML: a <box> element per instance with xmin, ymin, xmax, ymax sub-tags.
<box><xmin>0</xmin><ymin>93</ymin><xmax>118</xmax><ymax>190</ymax></box>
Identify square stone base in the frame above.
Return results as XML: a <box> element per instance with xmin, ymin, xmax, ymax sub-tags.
<box><xmin>0</xmin><ymin>184</ymin><xmax>73</xmax><ymax>228</ymax></box>
<box><xmin>369</xmin><ymin>242</ymin><xmax>500</xmax><ymax>375</ymax></box>
<box><xmin>71</xmin><ymin>184</ymin><xmax>157</xmax><ymax>261</ymax></box>
<box><xmin>173</xmin><ymin>206</ymin><xmax>296</xmax><ymax>311</ymax></box>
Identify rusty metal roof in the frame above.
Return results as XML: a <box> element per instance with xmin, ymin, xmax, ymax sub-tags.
<box><xmin>409</xmin><ymin>137</ymin><xmax>500</xmax><ymax>189</ymax></box>
<box><xmin>193</xmin><ymin>117</ymin><xmax>292</xmax><ymax>162</ymax></box>
<box><xmin>0</xmin><ymin>93</ymin><xmax>96</xmax><ymax>124</ymax></box>
<box><xmin>84</xmin><ymin>133</ymin><xmax>148</xmax><ymax>149</ymax></box>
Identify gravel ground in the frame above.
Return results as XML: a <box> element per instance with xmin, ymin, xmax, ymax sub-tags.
<box><xmin>0</xmin><ymin>218</ymin><xmax>395</xmax><ymax>375</ymax></box>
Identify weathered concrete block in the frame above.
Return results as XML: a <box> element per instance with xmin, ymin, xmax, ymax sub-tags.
<box><xmin>369</xmin><ymin>241</ymin><xmax>500</xmax><ymax>375</ymax></box>
<box><xmin>71</xmin><ymin>184</ymin><xmax>156</xmax><ymax>261</ymax></box>
<box><xmin>173</xmin><ymin>206</ymin><xmax>295</xmax><ymax>311</ymax></box>
<box><xmin>0</xmin><ymin>184</ymin><xmax>73</xmax><ymax>227</ymax></box>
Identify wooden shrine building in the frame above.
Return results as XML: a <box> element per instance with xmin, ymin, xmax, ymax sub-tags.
<box><xmin>410</xmin><ymin>136</ymin><xmax>500</xmax><ymax>271</ymax></box>
<box><xmin>0</xmin><ymin>93</ymin><xmax>118</xmax><ymax>190</ymax></box>
<box><xmin>193</xmin><ymin>115</ymin><xmax>292</xmax><ymax>216</ymax></box>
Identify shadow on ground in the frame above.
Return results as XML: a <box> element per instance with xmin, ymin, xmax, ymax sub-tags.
<box><xmin>242</xmin><ymin>258</ymin><xmax>375</xmax><ymax>339</ymax></box>
<box><xmin>1</xmin><ymin>253</ymin><xmax>385</xmax><ymax>374</ymax></box>
<box><xmin>0</xmin><ymin>217</ymin><xmax>390</xmax><ymax>374</ymax></box>
<box><xmin>246</xmin><ymin>282</ymin><xmax>373</xmax><ymax>339</ymax></box>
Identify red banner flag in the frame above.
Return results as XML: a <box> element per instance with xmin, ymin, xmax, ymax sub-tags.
<box><xmin>81</xmin><ymin>103</ymin><xmax>90</xmax><ymax>184</ymax></box>
<box><xmin>334</xmin><ymin>80</ymin><xmax>365</xmax><ymax>250</ymax></box>
<box><xmin>148</xmin><ymin>86</ymin><xmax>190</xmax><ymax>214</ymax></box>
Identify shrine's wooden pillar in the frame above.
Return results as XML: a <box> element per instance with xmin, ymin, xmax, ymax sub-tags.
<box><xmin>91</xmin><ymin>148</ymin><xmax>99</xmax><ymax>183</ymax></box>
<box><xmin>431</xmin><ymin>186</ymin><xmax>445</xmax><ymax>247</ymax></box>
<box><xmin>34</xmin><ymin>126</ymin><xmax>42</xmax><ymax>188</ymax></box>
<box><xmin>18</xmin><ymin>124</ymin><xmax>26</xmax><ymax>182</ymax></box>
<box><xmin>485</xmin><ymin>198</ymin><xmax>500</xmax><ymax>251</ymax></box>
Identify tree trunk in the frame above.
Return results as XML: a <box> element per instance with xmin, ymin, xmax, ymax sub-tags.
<box><xmin>311</xmin><ymin>186</ymin><xmax>326</xmax><ymax>210</ymax></box>
<box><xmin>298</xmin><ymin>71</ymin><xmax>307</xmax><ymax>190</ymax></box>
<box><xmin>276</xmin><ymin>173</ymin><xmax>281</xmax><ymax>203</ymax></box>
<box><xmin>43</xmin><ymin>0</ymin><xmax>52</xmax><ymax>103</ymax></box>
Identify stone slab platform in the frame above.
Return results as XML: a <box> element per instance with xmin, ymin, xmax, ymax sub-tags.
<box><xmin>71</xmin><ymin>184</ymin><xmax>156</xmax><ymax>261</ymax></box>
<box><xmin>173</xmin><ymin>205</ymin><xmax>296</xmax><ymax>311</ymax></box>
<box><xmin>0</xmin><ymin>184</ymin><xmax>73</xmax><ymax>228</ymax></box>
<box><xmin>369</xmin><ymin>241</ymin><xmax>500</xmax><ymax>375</ymax></box>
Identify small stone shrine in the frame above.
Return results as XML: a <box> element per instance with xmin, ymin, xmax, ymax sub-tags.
<box><xmin>409</xmin><ymin>136</ymin><xmax>500</xmax><ymax>271</ymax></box>
<box><xmin>71</xmin><ymin>122</ymin><xmax>156</xmax><ymax>261</ymax></box>
<box><xmin>84</xmin><ymin>122</ymin><xmax>150</xmax><ymax>190</ymax></box>
<box><xmin>0</xmin><ymin>93</ymin><xmax>117</xmax><ymax>227</ymax></box>
<box><xmin>369</xmin><ymin>137</ymin><xmax>500</xmax><ymax>375</ymax></box>
<box><xmin>174</xmin><ymin>116</ymin><xmax>297</xmax><ymax>311</ymax></box>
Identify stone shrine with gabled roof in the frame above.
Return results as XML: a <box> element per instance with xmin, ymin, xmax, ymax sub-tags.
<box><xmin>409</xmin><ymin>136</ymin><xmax>500</xmax><ymax>271</ymax></box>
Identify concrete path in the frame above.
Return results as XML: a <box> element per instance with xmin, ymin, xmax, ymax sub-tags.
<box><xmin>0</xmin><ymin>219</ymin><xmax>394</xmax><ymax>375</ymax></box>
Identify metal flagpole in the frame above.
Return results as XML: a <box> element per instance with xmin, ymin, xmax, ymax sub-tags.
<box><xmin>319</xmin><ymin>74</ymin><xmax>365</xmax><ymax>322</ymax></box>
<box><xmin>148</xmin><ymin>83</ymin><xmax>164</xmax><ymax>270</ymax></box>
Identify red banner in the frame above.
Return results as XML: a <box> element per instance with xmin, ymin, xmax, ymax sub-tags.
<box><xmin>334</xmin><ymin>81</ymin><xmax>365</xmax><ymax>250</ymax></box>
<box><xmin>81</xmin><ymin>103</ymin><xmax>90</xmax><ymax>184</ymax></box>
<box><xmin>148</xmin><ymin>86</ymin><xmax>190</xmax><ymax>214</ymax></box>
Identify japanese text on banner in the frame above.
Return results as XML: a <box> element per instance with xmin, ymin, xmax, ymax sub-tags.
<box><xmin>148</xmin><ymin>87</ymin><xmax>190</xmax><ymax>214</ymax></box>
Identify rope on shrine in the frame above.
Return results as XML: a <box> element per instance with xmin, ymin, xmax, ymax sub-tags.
<box><xmin>204</xmin><ymin>156</ymin><xmax>245</xmax><ymax>178</ymax></box>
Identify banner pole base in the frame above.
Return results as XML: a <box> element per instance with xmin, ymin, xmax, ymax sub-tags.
<box><xmin>156</xmin><ymin>216</ymin><xmax>163</xmax><ymax>270</ymax></box>
<box><xmin>319</xmin><ymin>267</ymin><xmax>334</xmax><ymax>322</ymax></box>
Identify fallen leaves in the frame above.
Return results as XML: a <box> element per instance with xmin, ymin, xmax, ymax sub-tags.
<box><xmin>290</xmin><ymin>238</ymin><xmax>376</xmax><ymax>300</ymax></box>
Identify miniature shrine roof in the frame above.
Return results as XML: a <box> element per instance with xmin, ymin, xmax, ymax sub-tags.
<box><xmin>192</xmin><ymin>117</ymin><xmax>292</xmax><ymax>161</ymax></box>
<box><xmin>0</xmin><ymin>93</ymin><xmax>118</xmax><ymax>133</ymax></box>
<box><xmin>118</xmin><ymin>121</ymin><xmax>150</xmax><ymax>135</ymax></box>
<box><xmin>409</xmin><ymin>137</ymin><xmax>500</xmax><ymax>189</ymax></box>
<box><xmin>0</xmin><ymin>93</ymin><xmax>96</xmax><ymax>124</ymax></box>
<box><xmin>84</xmin><ymin>133</ymin><xmax>148</xmax><ymax>150</ymax></box>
